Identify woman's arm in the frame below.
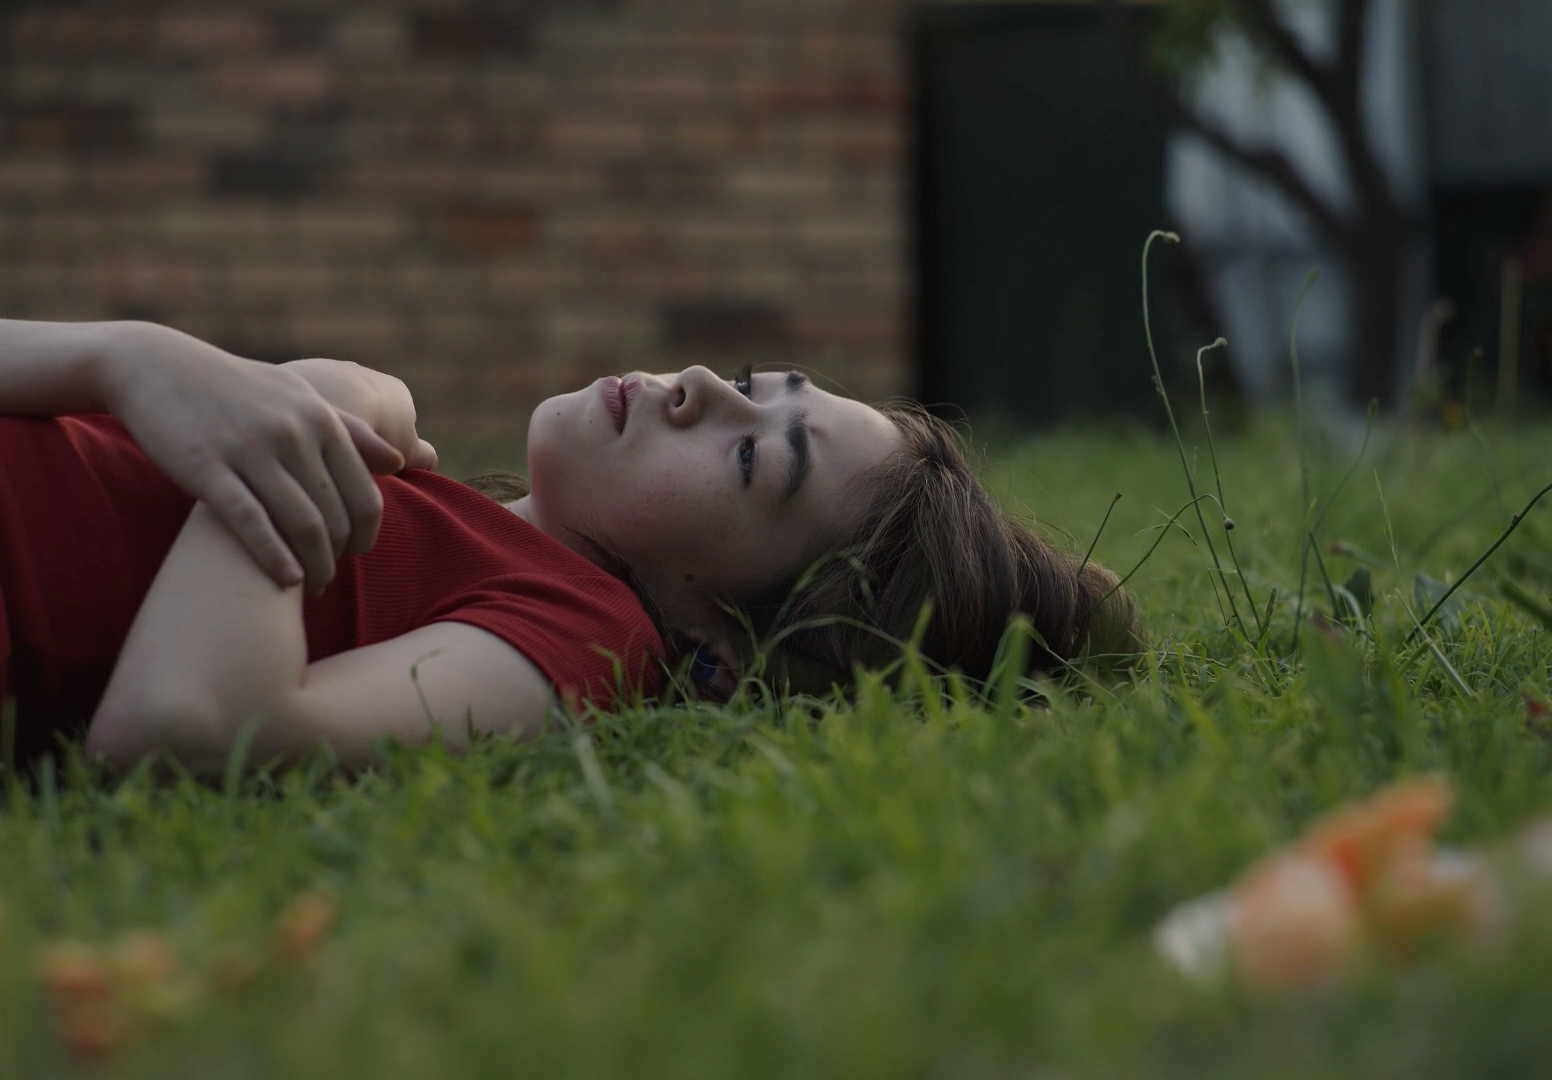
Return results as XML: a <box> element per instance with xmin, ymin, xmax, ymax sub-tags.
<box><xmin>0</xmin><ymin>319</ymin><xmax>119</xmax><ymax>415</ymax></box>
<box><xmin>86</xmin><ymin>503</ymin><xmax>552</xmax><ymax>775</ymax></box>
<box><xmin>0</xmin><ymin>319</ymin><xmax>405</xmax><ymax>595</ymax></box>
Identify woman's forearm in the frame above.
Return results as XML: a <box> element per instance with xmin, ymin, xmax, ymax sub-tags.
<box><xmin>87</xmin><ymin>502</ymin><xmax>310</xmax><ymax>776</ymax></box>
<box><xmin>0</xmin><ymin>319</ymin><xmax>128</xmax><ymax>416</ymax></box>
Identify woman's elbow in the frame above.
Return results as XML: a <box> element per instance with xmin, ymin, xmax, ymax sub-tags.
<box><xmin>86</xmin><ymin>694</ymin><xmax>224</xmax><ymax>775</ymax></box>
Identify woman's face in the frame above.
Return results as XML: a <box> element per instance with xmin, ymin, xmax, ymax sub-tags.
<box><xmin>522</xmin><ymin>365</ymin><xmax>902</xmax><ymax>611</ymax></box>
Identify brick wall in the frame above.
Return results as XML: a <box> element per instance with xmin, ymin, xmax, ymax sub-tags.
<box><xmin>0</xmin><ymin>0</ymin><xmax>910</xmax><ymax>448</ymax></box>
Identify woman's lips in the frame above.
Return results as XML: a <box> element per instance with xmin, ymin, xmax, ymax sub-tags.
<box><xmin>600</xmin><ymin>376</ymin><xmax>626</xmax><ymax>434</ymax></box>
<box><xmin>600</xmin><ymin>374</ymin><xmax>640</xmax><ymax>435</ymax></box>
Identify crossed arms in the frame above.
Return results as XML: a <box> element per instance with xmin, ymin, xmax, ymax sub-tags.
<box><xmin>1</xmin><ymin>319</ymin><xmax>553</xmax><ymax>775</ymax></box>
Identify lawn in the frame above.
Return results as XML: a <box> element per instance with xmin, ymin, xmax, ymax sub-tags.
<box><xmin>4</xmin><ymin>404</ymin><xmax>1552</xmax><ymax>1077</ymax></box>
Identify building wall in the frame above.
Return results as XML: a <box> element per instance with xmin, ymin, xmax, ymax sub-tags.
<box><xmin>0</xmin><ymin>0</ymin><xmax>910</xmax><ymax>448</ymax></box>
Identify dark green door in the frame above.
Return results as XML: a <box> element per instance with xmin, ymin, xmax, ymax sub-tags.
<box><xmin>915</xmin><ymin>4</ymin><xmax>1167</xmax><ymax>423</ymax></box>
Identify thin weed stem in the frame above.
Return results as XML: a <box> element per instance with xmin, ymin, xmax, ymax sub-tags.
<box><xmin>1084</xmin><ymin>493</ymin><xmax>1222</xmax><ymax>620</ymax></box>
<box><xmin>1195</xmin><ymin>337</ymin><xmax>1262</xmax><ymax>639</ymax></box>
<box><xmin>1077</xmin><ymin>492</ymin><xmax>1123</xmax><ymax>577</ymax></box>
<box><xmin>1405</xmin><ymin>479</ymin><xmax>1552</xmax><ymax>644</ymax></box>
<box><xmin>1309</xmin><ymin>531</ymin><xmax>1340</xmax><ymax>614</ymax></box>
<box><xmin>1140</xmin><ymin>230</ymin><xmax>1252</xmax><ymax>644</ymax></box>
<box><xmin>1288</xmin><ymin>270</ymin><xmax>1318</xmax><ymax>649</ymax></box>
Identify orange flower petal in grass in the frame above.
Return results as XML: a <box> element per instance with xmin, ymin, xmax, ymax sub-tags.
<box><xmin>208</xmin><ymin>943</ymin><xmax>265</xmax><ymax>996</ymax></box>
<box><xmin>272</xmin><ymin>891</ymin><xmax>339</xmax><ymax>965</ymax></box>
<box><xmin>37</xmin><ymin>943</ymin><xmax>126</xmax><ymax>1061</ymax></box>
<box><xmin>54</xmin><ymin>994</ymin><xmax>130</xmax><ymax>1062</ymax></box>
<box><xmin>1300</xmin><ymin>776</ymin><xmax>1455</xmax><ymax>898</ymax></box>
<box><xmin>108</xmin><ymin>931</ymin><xmax>180</xmax><ymax>987</ymax></box>
<box><xmin>1228</xmin><ymin>853</ymin><xmax>1362</xmax><ymax>990</ymax></box>
<box><xmin>1365</xmin><ymin>848</ymin><xmax>1499</xmax><ymax>963</ymax></box>
<box><xmin>37</xmin><ymin>942</ymin><xmax>111</xmax><ymax>1008</ymax></box>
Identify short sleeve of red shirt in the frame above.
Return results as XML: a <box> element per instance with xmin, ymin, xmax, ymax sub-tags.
<box><xmin>0</xmin><ymin>413</ymin><xmax>663</xmax><ymax>744</ymax></box>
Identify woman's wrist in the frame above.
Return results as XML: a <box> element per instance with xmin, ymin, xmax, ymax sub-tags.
<box><xmin>94</xmin><ymin>320</ymin><xmax>211</xmax><ymax>416</ymax></box>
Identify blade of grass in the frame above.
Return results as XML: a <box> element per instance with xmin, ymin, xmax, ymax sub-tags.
<box><xmin>1141</xmin><ymin>230</ymin><xmax>1252</xmax><ymax>645</ymax></box>
<box><xmin>1406</xmin><ymin>479</ymin><xmax>1552</xmax><ymax>644</ymax></box>
<box><xmin>1077</xmin><ymin>492</ymin><xmax>1123</xmax><ymax>577</ymax></box>
<box><xmin>1194</xmin><ymin>337</ymin><xmax>1263</xmax><ymax>640</ymax></box>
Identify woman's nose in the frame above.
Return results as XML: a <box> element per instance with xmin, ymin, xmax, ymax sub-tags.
<box><xmin>665</xmin><ymin>365</ymin><xmax>746</xmax><ymax>428</ymax></box>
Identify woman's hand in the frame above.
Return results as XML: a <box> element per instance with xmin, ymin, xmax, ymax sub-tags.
<box><xmin>100</xmin><ymin>322</ymin><xmax>409</xmax><ymax>596</ymax></box>
<box><xmin>281</xmin><ymin>358</ymin><xmax>438</xmax><ymax>473</ymax></box>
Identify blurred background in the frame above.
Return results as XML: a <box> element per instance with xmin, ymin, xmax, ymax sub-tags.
<box><xmin>1</xmin><ymin>0</ymin><xmax>1549</xmax><ymax>458</ymax></box>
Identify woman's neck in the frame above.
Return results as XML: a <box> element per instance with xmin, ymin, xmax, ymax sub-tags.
<box><xmin>503</xmin><ymin>495</ymin><xmax>537</xmax><ymax>528</ymax></box>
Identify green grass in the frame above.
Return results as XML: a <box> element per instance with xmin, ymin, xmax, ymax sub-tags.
<box><xmin>6</xmin><ymin>411</ymin><xmax>1552</xmax><ymax>1077</ymax></box>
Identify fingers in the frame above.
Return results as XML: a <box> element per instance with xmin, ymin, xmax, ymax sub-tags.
<box><xmin>242</xmin><ymin>461</ymin><xmax>342</xmax><ymax>597</ymax></box>
<box><xmin>199</xmin><ymin>471</ymin><xmax>306</xmax><ymax>590</ymax></box>
<box><xmin>319</xmin><ymin>427</ymin><xmax>386</xmax><ymax>558</ymax></box>
<box><xmin>401</xmin><ymin>437</ymin><xmax>438</xmax><ymax>471</ymax></box>
<box><xmin>336</xmin><ymin>410</ymin><xmax>406</xmax><ymax>476</ymax></box>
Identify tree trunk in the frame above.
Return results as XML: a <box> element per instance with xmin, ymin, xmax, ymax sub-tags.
<box><xmin>1341</xmin><ymin>214</ymin><xmax>1408</xmax><ymax>408</ymax></box>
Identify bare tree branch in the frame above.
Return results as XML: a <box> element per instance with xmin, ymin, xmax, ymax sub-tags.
<box><xmin>1236</xmin><ymin>0</ymin><xmax>1334</xmax><ymax>103</ymax></box>
<box><xmin>1318</xmin><ymin>0</ymin><xmax>1392</xmax><ymax>217</ymax></box>
<box><xmin>1157</xmin><ymin>92</ymin><xmax>1348</xmax><ymax>238</ymax></box>
<box><xmin>1099</xmin><ymin>0</ymin><xmax>1347</xmax><ymax>240</ymax></box>
<box><xmin>1336</xmin><ymin>0</ymin><xmax>1368</xmax><ymax>103</ymax></box>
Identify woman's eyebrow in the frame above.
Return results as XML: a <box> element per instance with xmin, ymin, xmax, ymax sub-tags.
<box><xmin>782</xmin><ymin>410</ymin><xmax>811</xmax><ymax>504</ymax></box>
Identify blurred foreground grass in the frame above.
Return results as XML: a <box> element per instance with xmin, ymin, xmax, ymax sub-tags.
<box><xmin>4</xmin><ymin>413</ymin><xmax>1552</xmax><ymax>1077</ymax></box>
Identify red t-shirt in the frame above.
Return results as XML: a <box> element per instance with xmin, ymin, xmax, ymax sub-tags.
<box><xmin>0</xmin><ymin>413</ymin><xmax>662</xmax><ymax>761</ymax></box>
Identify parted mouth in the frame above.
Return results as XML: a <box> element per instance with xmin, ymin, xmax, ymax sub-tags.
<box><xmin>599</xmin><ymin>374</ymin><xmax>644</xmax><ymax>435</ymax></box>
<box><xmin>600</xmin><ymin>376</ymin><xmax>626</xmax><ymax>434</ymax></box>
<box><xmin>618</xmin><ymin>373</ymin><xmax>642</xmax><ymax>429</ymax></box>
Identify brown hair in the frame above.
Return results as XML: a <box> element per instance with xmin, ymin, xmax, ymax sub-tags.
<box><xmin>463</xmin><ymin>406</ymin><xmax>1143</xmax><ymax>698</ymax></box>
<box><xmin>721</xmin><ymin>405</ymin><xmax>1144</xmax><ymax>695</ymax></box>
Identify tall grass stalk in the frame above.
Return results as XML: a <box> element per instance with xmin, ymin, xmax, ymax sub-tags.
<box><xmin>1140</xmin><ymin>230</ymin><xmax>1252</xmax><ymax>644</ymax></box>
<box><xmin>1194</xmin><ymin>337</ymin><xmax>1263</xmax><ymax>641</ymax></box>
<box><xmin>1288</xmin><ymin>270</ymin><xmax>1319</xmax><ymax>647</ymax></box>
<box><xmin>1405</xmin><ymin>478</ymin><xmax>1552</xmax><ymax>643</ymax></box>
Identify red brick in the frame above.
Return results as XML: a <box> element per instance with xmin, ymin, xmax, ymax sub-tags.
<box><xmin>544</xmin><ymin>306</ymin><xmax>656</xmax><ymax>358</ymax></box>
<box><xmin>793</xmin><ymin>313</ymin><xmax>903</xmax><ymax>351</ymax></box>
<box><xmin>389</xmin><ymin>261</ymin><xmax>487</xmax><ymax>304</ymax></box>
<box><xmin>609</xmin><ymin>73</ymin><xmax>715</xmax><ymax>109</ymax></box>
<box><xmin>224</xmin><ymin>261</ymin><xmax>338</xmax><ymax>303</ymax></box>
<box><xmin>209</xmin><ymin>61</ymin><xmax>336</xmax><ymax>108</ymax></box>
<box><xmin>7</xmin><ymin>101</ymin><xmax>139</xmax><ymax>153</ymax></box>
<box><xmin>156</xmin><ymin>11</ymin><xmax>270</xmax><ymax>56</ymax></box>
<box><xmin>87</xmin><ymin>157</ymin><xmax>205</xmax><ymax>199</ymax></box>
<box><xmin>739</xmin><ymin>76</ymin><xmax>903</xmax><ymax>116</ymax></box>
<box><xmin>289</xmin><ymin>311</ymin><xmax>404</xmax><ymax>361</ymax></box>
<box><xmin>414</xmin><ymin>10</ymin><xmax>536</xmax><ymax>59</ymax></box>
<box><xmin>9</xmin><ymin>11</ymin><xmax>152</xmax><ymax>56</ymax></box>
<box><xmin>0</xmin><ymin>157</ymin><xmax>77</xmax><ymax>196</ymax></box>
<box><xmin>331</xmin><ymin>12</ymin><xmax>406</xmax><ymax>60</ymax></box>
<box><xmin>92</xmin><ymin>255</ymin><xmax>206</xmax><ymax>309</ymax></box>
<box><xmin>549</xmin><ymin>214</ymin><xmax>664</xmax><ymax>262</ymax></box>
<box><xmin>438</xmin><ymin>206</ymin><xmax>537</xmax><ymax>256</ymax></box>
<box><xmin>725</xmin><ymin>164</ymin><xmax>833</xmax><ymax>204</ymax></box>
<box><xmin>293</xmin><ymin>206</ymin><xmax>405</xmax><ymax>250</ymax></box>
<box><xmin>146</xmin><ymin>99</ymin><xmax>268</xmax><ymax>151</ymax></box>
<box><xmin>470</xmin><ymin>364</ymin><xmax>548</xmax><ymax>400</ymax></box>
<box><xmin>548</xmin><ymin>116</ymin><xmax>649</xmax><ymax>158</ymax></box>
<box><xmin>486</xmin><ymin>259</ymin><xmax>586</xmax><ymax>299</ymax></box>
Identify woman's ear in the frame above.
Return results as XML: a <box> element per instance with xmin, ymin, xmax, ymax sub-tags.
<box><xmin>672</xmin><ymin>632</ymin><xmax>743</xmax><ymax>699</ymax></box>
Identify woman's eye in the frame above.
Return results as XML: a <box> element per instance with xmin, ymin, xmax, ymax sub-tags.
<box><xmin>731</xmin><ymin>365</ymin><xmax>754</xmax><ymax>399</ymax></box>
<box><xmin>738</xmin><ymin>434</ymin><xmax>757</xmax><ymax>486</ymax></box>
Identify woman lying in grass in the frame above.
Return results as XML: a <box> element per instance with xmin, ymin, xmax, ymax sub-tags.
<box><xmin>0</xmin><ymin>319</ymin><xmax>1142</xmax><ymax>776</ymax></box>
